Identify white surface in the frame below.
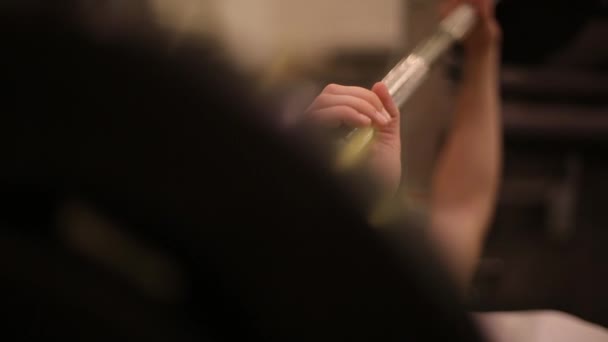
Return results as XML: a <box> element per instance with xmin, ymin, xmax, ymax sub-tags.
<box><xmin>476</xmin><ymin>311</ymin><xmax>608</xmax><ymax>342</ymax></box>
<box><xmin>153</xmin><ymin>0</ymin><xmax>406</xmax><ymax>69</ymax></box>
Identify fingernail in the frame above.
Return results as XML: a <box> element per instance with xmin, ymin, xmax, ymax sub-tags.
<box><xmin>377</xmin><ymin>112</ymin><xmax>389</xmax><ymax>124</ymax></box>
<box><xmin>382</xmin><ymin>110</ymin><xmax>392</xmax><ymax>121</ymax></box>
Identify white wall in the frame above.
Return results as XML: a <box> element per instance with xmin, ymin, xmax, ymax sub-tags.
<box><xmin>153</xmin><ymin>0</ymin><xmax>406</xmax><ymax>69</ymax></box>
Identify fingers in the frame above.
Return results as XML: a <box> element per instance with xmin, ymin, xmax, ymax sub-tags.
<box><xmin>484</xmin><ymin>0</ymin><xmax>497</xmax><ymax>18</ymax></box>
<box><xmin>310</xmin><ymin>106</ymin><xmax>372</xmax><ymax>128</ymax></box>
<box><xmin>310</xmin><ymin>93</ymin><xmax>390</xmax><ymax>126</ymax></box>
<box><xmin>323</xmin><ymin>84</ymin><xmax>384</xmax><ymax>112</ymax></box>
<box><xmin>439</xmin><ymin>0</ymin><xmax>494</xmax><ymax>20</ymax></box>
<box><xmin>309</xmin><ymin>84</ymin><xmax>392</xmax><ymax>127</ymax></box>
<box><xmin>470</xmin><ymin>0</ymin><xmax>492</xmax><ymax>19</ymax></box>
<box><xmin>372</xmin><ymin>82</ymin><xmax>399</xmax><ymax>119</ymax></box>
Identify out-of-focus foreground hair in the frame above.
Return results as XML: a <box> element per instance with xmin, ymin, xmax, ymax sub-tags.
<box><xmin>0</xmin><ymin>1</ymin><xmax>483</xmax><ymax>341</ymax></box>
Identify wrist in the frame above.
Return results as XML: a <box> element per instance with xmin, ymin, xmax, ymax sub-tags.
<box><xmin>463</xmin><ymin>20</ymin><xmax>502</xmax><ymax>56</ymax></box>
<box><xmin>465</xmin><ymin>40</ymin><xmax>500</xmax><ymax>57</ymax></box>
<box><xmin>463</xmin><ymin>43</ymin><xmax>500</xmax><ymax>73</ymax></box>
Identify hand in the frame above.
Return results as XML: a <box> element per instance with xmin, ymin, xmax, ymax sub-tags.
<box><xmin>305</xmin><ymin>82</ymin><xmax>402</xmax><ymax>195</ymax></box>
<box><xmin>440</xmin><ymin>0</ymin><xmax>501</xmax><ymax>53</ymax></box>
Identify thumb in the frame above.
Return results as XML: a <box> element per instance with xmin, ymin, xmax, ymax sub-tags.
<box><xmin>372</xmin><ymin>82</ymin><xmax>399</xmax><ymax>119</ymax></box>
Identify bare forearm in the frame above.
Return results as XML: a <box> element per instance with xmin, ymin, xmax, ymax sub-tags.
<box><xmin>446</xmin><ymin>46</ymin><xmax>501</xmax><ymax>202</ymax></box>
<box><xmin>430</xmin><ymin>45</ymin><xmax>502</xmax><ymax>288</ymax></box>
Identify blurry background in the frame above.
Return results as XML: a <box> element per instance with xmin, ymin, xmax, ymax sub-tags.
<box><xmin>93</xmin><ymin>0</ymin><xmax>608</xmax><ymax>328</ymax></box>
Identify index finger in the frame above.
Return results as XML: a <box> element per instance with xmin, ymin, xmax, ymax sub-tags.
<box><xmin>323</xmin><ymin>84</ymin><xmax>384</xmax><ymax>112</ymax></box>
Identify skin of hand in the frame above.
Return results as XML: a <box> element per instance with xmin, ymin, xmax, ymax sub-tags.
<box><xmin>305</xmin><ymin>82</ymin><xmax>402</xmax><ymax>195</ymax></box>
<box><xmin>440</xmin><ymin>0</ymin><xmax>501</xmax><ymax>51</ymax></box>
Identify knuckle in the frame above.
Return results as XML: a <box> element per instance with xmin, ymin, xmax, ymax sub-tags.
<box><xmin>359</xmin><ymin>98</ymin><xmax>377</xmax><ymax>113</ymax></box>
<box><xmin>324</xmin><ymin>83</ymin><xmax>340</xmax><ymax>93</ymax></box>
<box><xmin>337</xmin><ymin>105</ymin><xmax>356</xmax><ymax>115</ymax></box>
<box><xmin>369</xmin><ymin>93</ymin><xmax>384</xmax><ymax>107</ymax></box>
<box><xmin>314</xmin><ymin>93</ymin><xmax>333</xmax><ymax>106</ymax></box>
<box><xmin>343</xmin><ymin>107</ymin><xmax>364</xmax><ymax>120</ymax></box>
<box><xmin>316</xmin><ymin>93</ymin><xmax>330</xmax><ymax>102</ymax></box>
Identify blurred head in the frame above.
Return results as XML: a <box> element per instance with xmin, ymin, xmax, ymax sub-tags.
<box><xmin>0</xmin><ymin>1</ymin><xmax>483</xmax><ymax>341</ymax></box>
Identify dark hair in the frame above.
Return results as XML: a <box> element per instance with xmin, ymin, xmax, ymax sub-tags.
<box><xmin>0</xmin><ymin>2</ymin><xmax>483</xmax><ymax>341</ymax></box>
